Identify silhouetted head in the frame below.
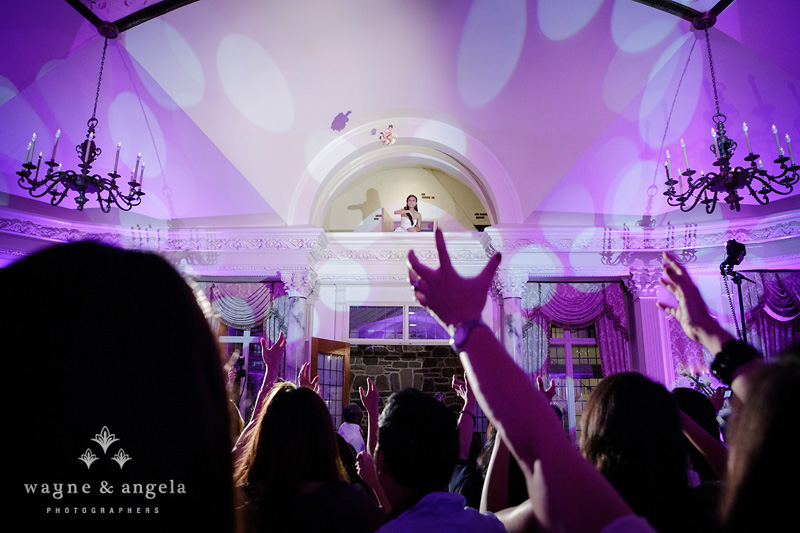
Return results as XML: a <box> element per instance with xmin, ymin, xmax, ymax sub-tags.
<box><xmin>581</xmin><ymin>372</ymin><xmax>689</xmax><ymax>531</ymax></box>
<box><xmin>672</xmin><ymin>386</ymin><xmax>721</xmax><ymax>482</ymax></box>
<box><xmin>2</xmin><ymin>240</ymin><xmax>233</xmax><ymax>532</ymax></box>
<box><xmin>376</xmin><ymin>388</ymin><xmax>458</xmax><ymax>494</ymax></box>
<box><xmin>722</xmin><ymin>348</ymin><xmax>800</xmax><ymax>532</ymax></box>
<box><xmin>342</xmin><ymin>403</ymin><xmax>363</xmax><ymax>424</ymax></box>
<box><xmin>236</xmin><ymin>382</ymin><xmax>345</xmax><ymax>487</ymax></box>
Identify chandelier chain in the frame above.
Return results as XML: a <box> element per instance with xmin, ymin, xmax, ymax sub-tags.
<box><xmin>652</xmin><ymin>36</ymin><xmax>698</xmax><ymax>187</ymax></box>
<box><xmin>91</xmin><ymin>37</ymin><xmax>110</xmax><ymax>122</ymax></box>
<box><xmin>704</xmin><ymin>28</ymin><xmax>721</xmax><ymax>117</ymax></box>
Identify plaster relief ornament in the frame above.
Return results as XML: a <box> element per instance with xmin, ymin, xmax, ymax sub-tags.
<box><xmin>379</xmin><ymin>125</ymin><xmax>397</xmax><ymax>145</ymax></box>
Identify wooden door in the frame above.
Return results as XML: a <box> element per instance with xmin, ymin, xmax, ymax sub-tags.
<box><xmin>310</xmin><ymin>337</ymin><xmax>351</xmax><ymax>428</ymax></box>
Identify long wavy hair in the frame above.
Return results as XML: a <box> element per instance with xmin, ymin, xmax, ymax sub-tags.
<box><xmin>404</xmin><ymin>194</ymin><xmax>419</xmax><ymax>224</ymax></box>
<box><xmin>234</xmin><ymin>383</ymin><xmax>347</xmax><ymax>529</ymax></box>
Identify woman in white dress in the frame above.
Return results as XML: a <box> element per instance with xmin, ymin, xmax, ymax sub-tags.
<box><xmin>394</xmin><ymin>194</ymin><xmax>422</xmax><ymax>232</ymax></box>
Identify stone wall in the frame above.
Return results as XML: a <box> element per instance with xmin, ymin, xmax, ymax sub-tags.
<box><xmin>348</xmin><ymin>343</ymin><xmax>466</xmax><ymax>417</ymax></box>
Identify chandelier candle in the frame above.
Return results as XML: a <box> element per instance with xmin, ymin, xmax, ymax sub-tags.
<box><xmin>743</xmin><ymin>123</ymin><xmax>752</xmax><ymax>154</ymax></box>
<box><xmin>51</xmin><ymin>130</ymin><xmax>60</xmax><ymax>161</ymax></box>
<box><xmin>29</xmin><ymin>133</ymin><xmax>36</xmax><ymax>164</ymax></box>
<box><xmin>681</xmin><ymin>138</ymin><xmax>689</xmax><ymax>169</ymax></box>
<box><xmin>772</xmin><ymin>125</ymin><xmax>782</xmax><ymax>156</ymax></box>
<box><xmin>788</xmin><ymin>135</ymin><xmax>795</xmax><ymax>166</ymax></box>
<box><xmin>113</xmin><ymin>142</ymin><xmax>121</xmax><ymax>173</ymax></box>
<box><xmin>712</xmin><ymin>129</ymin><xmax>722</xmax><ymax>159</ymax></box>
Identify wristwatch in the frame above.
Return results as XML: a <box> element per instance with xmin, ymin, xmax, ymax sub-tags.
<box><xmin>710</xmin><ymin>339</ymin><xmax>761</xmax><ymax>386</ymax></box>
<box><xmin>453</xmin><ymin>319</ymin><xmax>487</xmax><ymax>352</ymax></box>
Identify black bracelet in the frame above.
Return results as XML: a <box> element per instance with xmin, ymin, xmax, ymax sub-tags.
<box><xmin>710</xmin><ymin>339</ymin><xmax>762</xmax><ymax>386</ymax></box>
<box><xmin>459</xmin><ymin>410</ymin><xmax>477</xmax><ymax>429</ymax></box>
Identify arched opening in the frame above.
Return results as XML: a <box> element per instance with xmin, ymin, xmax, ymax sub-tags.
<box><xmin>288</xmin><ymin>118</ymin><xmax>522</xmax><ymax>227</ymax></box>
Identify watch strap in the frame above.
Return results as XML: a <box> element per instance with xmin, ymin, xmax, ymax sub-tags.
<box><xmin>453</xmin><ymin>319</ymin><xmax>487</xmax><ymax>352</ymax></box>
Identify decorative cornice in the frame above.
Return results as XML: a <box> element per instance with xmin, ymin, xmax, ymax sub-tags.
<box><xmin>0</xmin><ymin>217</ymin><xmax>125</xmax><ymax>246</ymax></box>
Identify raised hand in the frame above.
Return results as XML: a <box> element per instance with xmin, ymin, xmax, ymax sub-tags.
<box><xmin>709</xmin><ymin>387</ymin><xmax>727</xmax><ymax>413</ymax></box>
<box><xmin>260</xmin><ymin>331</ymin><xmax>285</xmax><ymax>382</ymax></box>
<box><xmin>359</xmin><ymin>377</ymin><xmax>379</xmax><ymax>416</ymax></box>
<box><xmin>536</xmin><ymin>375</ymin><xmax>557</xmax><ymax>402</ymax></box>
<box><xmin>408</xmin><ymin>228</ymin><xmax>501</xmax><ymax>328</ymax></box>
<box><xmin>657</xmin><ymin>252</ymin><xmax>733</xmax><ymax>352</ymax></box>
<box><xmin>452</xmin><ymin>374</ymin><xmax>468</xmax><ymax>401</ymax></box>
<box><xmin>298</xmin><ymin>362</ymin><xmax>320</xmax><ymax>394</ymax></box>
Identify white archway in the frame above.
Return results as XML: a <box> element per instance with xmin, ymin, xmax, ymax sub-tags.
<box><xmin>288</xmin><ymin>117</ymin><xmax>523</xmax><ymax>227</ymax></box>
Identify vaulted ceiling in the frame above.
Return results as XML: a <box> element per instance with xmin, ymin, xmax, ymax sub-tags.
<box><xmin>1</xmin><ymin>0</ymin><xmax>798</xmax><ymax>229</ymax></box>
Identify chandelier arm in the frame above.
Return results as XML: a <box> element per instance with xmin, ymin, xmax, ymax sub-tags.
<box><xmin>704</xmin><ymin>190</ymin><xmax>719</xmax><ymax>214</ymax></box>
<box><xmin>751</xmin><ymin>173</ymin><xmax>797</xmax><ymax>195</ymax></box>
<box><xmin>679</xmin><ymin>189</ymin><xmax>704</xmax><ymax>212</ymax></box>
<box><xmin>18</xmin><ymin>170</ymin><xmax>67</xmax><ymax>199</ymax></box>
<box><xmin>744</xmin><ymin>184</ymin><xmax>770</xmax><ymax>205</ymax></box>
<box><xmin>98</xmin><ymin>178</ymin><xmax>138</xmax><ymax>212</ymax></box>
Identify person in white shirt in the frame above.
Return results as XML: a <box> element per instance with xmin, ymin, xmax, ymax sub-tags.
<box><xmin>338</xmin><ymin>403</ymin><xmax>366</xmax><ymax>455</ymax></box>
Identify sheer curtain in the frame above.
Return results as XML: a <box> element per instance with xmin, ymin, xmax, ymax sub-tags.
<box><xmin>522</xmin><ymin>282</ymin><xmax>630</xmax><ymax>377</ymax></box>
<box><xmin>739</xmin><ymin>271</ymin><xmax>800</xmax><ymax>361</ymax></box>
<box><xmin>194</xmin><ymin>282</ymin><xmax>278</xmax><ymax>332</ymax></box>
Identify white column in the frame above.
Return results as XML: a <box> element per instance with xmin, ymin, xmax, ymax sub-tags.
<box><xmin>626</xmin><ymin>267</ymin><xmax>671</xmax><ymax>385</ymax></box>
<box><xmin>281</xmin><ymin>269</ymin><xmax>318</xmax><ymax>383</ymax></box>
<box><xmin>492</xmin><ymin>268</ymin><xmax>528</xmax><ymax>369</ymax></box>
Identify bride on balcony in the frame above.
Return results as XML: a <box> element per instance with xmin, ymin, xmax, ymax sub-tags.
<box><xmin>394</xmin><ymin>194</ymin><xmax>422</xmax><ymax>232</ymax></box>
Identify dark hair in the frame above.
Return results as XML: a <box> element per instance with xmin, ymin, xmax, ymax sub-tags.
<box><xmin>722</xmin><ymin>350</ymin><xmax>800</xmax><ymax>532</ymax></box>
<box><xmin>672</xmin><ymin>387</ymin><xmax>721</xmax><ymax>483</ymax></box>
<box><xmin>342</xmin><ymin>403</ymin><xmax>363</xmax><ymax>424</ymax></box>
<box><xmin>404</xmin><ymin>194</ymin><xmax>418</xmax><ymax>224</ymax></box>
<box><xmin>234</xmin><ymin>383</ymin><xmax>346</xmax><ymax>528</ymax></box>
<box><xmin>2</xmin><ymin>241</ymin><xmax>234</xmax><ymax>532</ymax></box>
<box><xmin>581</xmin><ymin>372</ymin><xmax>693</xmax><ymax>532</ymax></box>
<box><xmin>377</xmin><ymin>388</ymin><xmax>458</xmax><ymax>493</ymax></box>
<box><xmin>236</xmin><ymin>383</ymin><xmax>345</xmax><ymax>485</ymax></box>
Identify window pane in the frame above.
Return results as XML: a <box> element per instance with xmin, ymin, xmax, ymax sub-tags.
<box><xmin>349</xmin><ymin>306</ymin><xmax>403</xmax><ymax>339</ymax></box>
<box><xmin>550</xmin><ymin>325</ymin><xmax>565</xmax><ymax>338</ymax></box>
<box><xmin>408</xmin><ymin>306</ymin><xmax>449</xmax><ymax>340</ymax></box>
<box><xmin>317</xmin><ymin>353</ymin><xmax>345</xmax><ymax>427</ymax></box>
<box><xmin>571</xmin><ymin>325</ymin><xmax>597</xmax><ymax>339</ymax></box>
<box><xmin>573</xmin><ymin>377</ymin><xmax>602</xmax><ymax>445</ymax></box>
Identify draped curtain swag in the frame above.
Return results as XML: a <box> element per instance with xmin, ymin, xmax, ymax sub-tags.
<box><xmin>203</xmin><ymin>282</ymin><xmax>276</xmax><ymax>330</ymax></box>
<box><xmin>522</xmin><ymin>282</ymin><xmax>630</xmax><ymax>378</ymax></box>
<box><xmin>740</xmin><ymin>271</ymin><xmax>800</xmax><ymax>361</ymax></box>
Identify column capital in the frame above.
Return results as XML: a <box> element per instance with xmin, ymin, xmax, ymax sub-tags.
<box><xmin>280</xmin><ymin>268</ymin><xmax>318</xmax><ymax>299</ymax></box>
<box><xmin>492</xmin><ymin>268</ymin><xmax>528</xmax><ymax>299</ymax></box>
<box><xmin>625</xmin><ymin>267</ymin><xmax>662</xmax><ymax>299</ymax></box>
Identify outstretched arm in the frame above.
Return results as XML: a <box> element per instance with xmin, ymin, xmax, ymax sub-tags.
<box><xmin>680</xmin><ymin>410</ymin><xmax>729</xmax><ymax>479</ymax></box>
<box><xmin>480</xmin><ymin>433</ymin><xmax>510</xmax><ymax>513</ymax></box>
<box><xmin>233</xmin><ymin>332</ymin><xmax>286</xmax><ymax>457</ymax></box>
<box><xmin>359</xmin><ymin>377</ymin><xmax>380</xmax><ymax>456</ymax></box>
<box><xmin>357</xmin><ymin>451</ymin><xmax>392</xmax><ymax>513</ymax></box>
<box><xmin>453</xmin><ymin>374</ymin><xmax>477</xmax><ymax>461</ymax></box>
<box><xmin>408</xmin><ymin>230</ymin><xmax>634</xmax><ymax>533</ymax></box>
<box><xmin>658</xmin><ymin>252</ymin><xmax>762</xmax><ymax>400</ymax></box>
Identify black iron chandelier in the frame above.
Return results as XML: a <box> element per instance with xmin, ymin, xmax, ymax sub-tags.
<box><xmin>17</xmin><ymin>23</ymin><xmax>145</xmax><ymax>212</ymax></box>
<box><xmin>663</xmin><ymin>14</ymin><xmax>798</xmax><ymax>214</ymax></box>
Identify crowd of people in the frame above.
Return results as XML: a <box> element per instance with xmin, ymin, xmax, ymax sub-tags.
<box><xmin>4</xmin><ymin>231</ymin><xmax>797</xmax><ymax>532</ymax></box>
